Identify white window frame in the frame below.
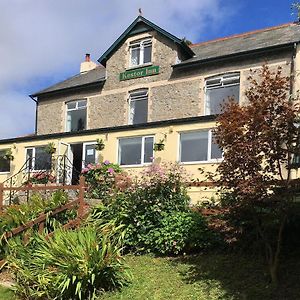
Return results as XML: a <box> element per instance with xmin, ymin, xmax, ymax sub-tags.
<box><xmin>82</xmin><ymin>142</ymin><xmax>97</xmax><ymax>169</ymax></box>
<box><xmin>204</xmin><ymin>73</ymin><xmax>240</xmax><ymax>116</ymax></box>
<box><xmin>118</xmin><ymin>135</ymin><xmax>154</xmax><ymax>167</ymax></box>
<box><xmin>25</xmin><ymin>146</ymin><xmax>52</xmax><ymax>172</ymax></box>
<box><xmin>0</xmin><ymin>149</ymin><xmax>11</xmax><ymax>174</ymax></box>
<box><xmin>178</xmin><ymin>129</ymin><xmax>223</xmax><ymax>164</ymax></box>
<box><xmin>129</xmin><ymin>38</ymin><xmax>152</xmax><ymax>67</ymax></box>
<box><xmin>128</xmin><ymin>89</ymin><xmax>148</xmax><ymax>125</ymax></box>
<box><xmin>65</xmin><ymin>99</ymin><xmax>87</xmax><ymax>132</ymax></box>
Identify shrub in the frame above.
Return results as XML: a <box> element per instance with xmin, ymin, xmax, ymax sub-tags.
<box><xmin>7</xmin><ymin>226</ymin><xmax>130</xmax><ymax>300</ymax></box>
<box><xmin>89</xmin><ymin>162</ymin><xmax>218</xmax><ymax>255</ymax></box>
<box><xmin>0</xmin><ymin>191</ymin><xmax>76</xmax><ymax>260</ymax></box>
<box><xmin>81</xmin><ymin>160</ymin><xmax>124</xmax><ymax>199</ymax></box>
<box><xmin>148</xmin><ymin>211</ymin><xmax>218</xmax><ymax>255</ymax></box>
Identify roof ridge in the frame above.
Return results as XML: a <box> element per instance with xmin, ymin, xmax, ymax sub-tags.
<box><xmin>190</xmin><ymin>22</ymin><xmax>297</xmax><ymax>48</ymax></box>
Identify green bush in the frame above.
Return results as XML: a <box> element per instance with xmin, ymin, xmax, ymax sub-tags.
<box><xmin>89</xmin><ymin>162</ymin><xmax>218</xmax><ymax>255</ymax></box>
<box><xmin>81</xmin><ymin>160</ymin><xmax>124</xmax><ymax>200</ymax></box>
<box><xmin>148</xmin><ymin>211</ymin><xmax>218</xmax><ymax>255</ymax></box>
<box><xmin>0</xmin><ymin>191</ymin><xmax>76</xmax><ymax>260</ymax></box>
<box><xmin>7</xmin><ymin>226</ymin><xmax>130</xmax><ymax>300</ymax></box>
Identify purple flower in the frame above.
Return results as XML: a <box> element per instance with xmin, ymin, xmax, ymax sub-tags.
<box><xmin>107</xmin><ymin>167</ymin><xmax>114</xmax><ymax>174</ymax></box>
<box><xmin>104</xmin><ymin>160</ymin><xmax>110</xmax><ymax>165</ymax></box>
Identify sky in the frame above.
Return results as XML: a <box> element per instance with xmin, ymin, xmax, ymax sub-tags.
<box><xmin>0</xmin><ymin>0</ymin><xmax>296</xmax><ymax>139</ymax></box>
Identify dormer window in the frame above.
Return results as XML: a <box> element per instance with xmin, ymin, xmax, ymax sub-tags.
<box><xmin>129</xmin><ymin>39</ymin><xmax>152</xmax><ymax>67</ymax></box>
<box><xmin>66</xmin><ymin>100</ymin><xmax>87</xmax><ymax>132</ymax></box>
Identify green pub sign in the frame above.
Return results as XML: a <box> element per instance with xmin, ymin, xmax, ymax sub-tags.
<box><xmin>120</xmin><ymin>65</ymin><xmax>160</xmax><ymax>81</ymax></box>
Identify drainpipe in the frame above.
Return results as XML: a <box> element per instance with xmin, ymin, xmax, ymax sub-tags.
<box><xmin>291</xmin><ymin>43</ymin><xmax>297</xmax><ymax>97</ymax></box>
<box><xmin>29</xmin><ymin>95</ymin><xmax>38</xmax><ymax>135</ymax></box>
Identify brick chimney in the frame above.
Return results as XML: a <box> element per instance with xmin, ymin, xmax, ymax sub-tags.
<box><xmin>80</xmin><ymin>53</ymin><xmax>98</xmax><ymax>73</ymax></box>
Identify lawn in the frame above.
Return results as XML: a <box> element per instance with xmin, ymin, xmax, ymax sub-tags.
<box><xmin>1</xmin><ymin>252</ymin><xmax>299</xmax><ymax>300</ymax></box>
<box><xmin>0</xmin><ymin>285</ymin><xmax>14</xmax><ymax>299</ymax></box>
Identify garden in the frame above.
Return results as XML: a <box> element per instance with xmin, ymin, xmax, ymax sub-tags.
<box><xmin>1</xmin><ymin>66</ymin><xmax>300</xmax><ymax>299</ymax></box>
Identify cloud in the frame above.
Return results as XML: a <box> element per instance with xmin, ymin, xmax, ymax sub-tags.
<box><xmin>0</xmin><ymin>0</ymin><xmax>237</xmax><ymax>139</ymax></box>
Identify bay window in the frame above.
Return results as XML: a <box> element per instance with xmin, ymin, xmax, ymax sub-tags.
<box><xmin>118</xmin><ymin>136</ymin><xmax>154</xmax><ymax>166</ymax></box>
<box><xmin>179</xmin><ymin>130</ymin><xmax>222</xmax><ymax>163</ymax></box>
<box><xmin>205</xmin><ymin>73</ymin><xmax>240</xmax><ymax>115</ymax></box>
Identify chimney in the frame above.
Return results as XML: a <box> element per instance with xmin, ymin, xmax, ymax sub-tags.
<box><xmin>80</xmin><ymin>53</ymin><xmax>97</xmax><ymax>73</ymax></box>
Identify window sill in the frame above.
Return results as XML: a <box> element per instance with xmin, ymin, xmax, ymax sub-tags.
<box><xmin>126</xmin><ymin>63</ymin><xmax>153</xmax><ymax>71</ymax></box>
<box><xmin>179</xmin><ymin>159</ymin><xmax>223</xmax><ymax>165</ymax></box>
<box><xmin>0</xmin><ymin>171</ymin><xmax>11</xmax><ymax>175</ymax></box>
<box><xmin>120</xmin><ymin>163</ymin><xmax>152</xmax><ymax>168</ymax></box>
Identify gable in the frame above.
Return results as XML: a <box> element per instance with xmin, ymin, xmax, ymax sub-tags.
<box><xmin>97</xmin><ymin>16</ymin><xmax>194</xmax><ymax>66</ymax></box>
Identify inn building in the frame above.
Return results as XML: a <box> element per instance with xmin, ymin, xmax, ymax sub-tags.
<box><xmin>1</xmin><ymin>16</ymin><xmax>300</xmax><ymax>203</ymax></box>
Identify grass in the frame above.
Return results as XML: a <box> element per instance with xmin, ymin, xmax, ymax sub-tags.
<box><xmin>1</xmin><ymin>252</ymin><xmax>299</xmax><ymax>300</ymax></box>
<box><xmin>98</xmin><ymin>252</ymin><xmax>300</xmax><ymax>300</ymax></box>
<box><xmin>0</xmin><ymin>285</ymin><xmax>14</xmax><ymax>300</ymax></box>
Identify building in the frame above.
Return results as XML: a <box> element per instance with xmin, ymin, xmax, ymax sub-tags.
<box><xmin>0</xmin><ymin>16</ymin><xmax>300</xmax><ymax>203</ymax></box>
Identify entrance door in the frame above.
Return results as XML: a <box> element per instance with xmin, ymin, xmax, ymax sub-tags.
<box><xmin>70</xmin><ymin>143</ymin><xmax>83</xmax><ymax>185</ymax></box>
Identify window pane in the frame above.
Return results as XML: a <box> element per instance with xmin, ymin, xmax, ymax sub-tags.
<box><xmin>84</xmin><ymin>144</ymin><xmax>96</xmax><ymax>166</ymax></box>
<box><xmin>67</xmin><ymin>102</ymin><xmax>76</xmax><ymax>110</ymax></box>
<box><xmin>206</xmin><ymin>85</ymin><xmax>239</xmax><ymax>115</ymax></box>
<box><xmin>0</xmin><ymin>151</ymin><xmax>10</xmax><ymax>172</ymax></box>
<box><xmin>143</xmin><ymin>45</ymin><xmax>152</xmax><ymax>64</ymax></box>
<box><xmin>131</xmin><ymin>47</ymin><xmax>140</xmax><ymax>66</ymax></box>
<box><xmin>119</xmin><ymin>138</ymin><xmax>142</xmax><ymax>165</ymax></box>
<box><xmin>130</xmin><ymin>98</ymin><xmax>148</xmax><ymax>124</ymax></box>
<box><xmin>35</xmin><ymin>147</ymin><xmax>52</xmax><ymax>170</ymax></box>
<box><xmin>211</xmin><ymin>134</ymin><xmax>222</xmax><ymax>159</ymax></box>
<box><xmin>77</xmin><ymin>100</ymin><xmax>87</xmax><ymax>108</ymax></box>
<box><xmin>144</xmin><ymin>137</ymin><xmax>154</xmax><ymax>163</ymax></box>
<box><xmin>180</xmin><ymin>131</ymin><xmax>208</xmax><ymax>162</ymax></box>
<box><xmin>67</xmin><ymin>108</ymin><xmax>87</xmax><ymax>132</ymax></box>
<box><xmin>26</xmin><ymin>148</ymin><xmax>34</xmax><ymax>170</ymax></box>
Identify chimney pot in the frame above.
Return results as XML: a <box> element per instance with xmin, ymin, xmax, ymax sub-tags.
<box><xmin>85</xmin><ymin>53</ymin><xmax>91</xmax><ymax>62</ymax></box>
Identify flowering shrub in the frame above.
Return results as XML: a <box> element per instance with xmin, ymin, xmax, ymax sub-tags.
<box><xmin>89</xmin><ymin>162</ymin><xmax>219</xmax><ymax>255</ymax></box>
<box><xmin>25</xmin><ymin>172</ymin><xmax>56</xmax><ymax>185</ymax></box>
<box><xmin>81</xmin><ymin>160</ymin><xmax>124</xmax><ymax>199</ymax></box>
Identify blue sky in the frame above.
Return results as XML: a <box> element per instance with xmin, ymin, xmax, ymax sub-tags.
<box><xmin>0</xmin><ymin>0</ymin><xmax>296</xmax><ymax>139</ymax></box>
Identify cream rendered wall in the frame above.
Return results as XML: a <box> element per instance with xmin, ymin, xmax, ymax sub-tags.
<box><xmin>0</xmin><ymin>120</ymin><xmax>218</xmax><ymax>204</ymax></box>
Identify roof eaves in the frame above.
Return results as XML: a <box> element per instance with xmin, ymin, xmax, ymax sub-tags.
<box><xmin>30</xmin><ymin>79</ymin><xmax>105</xmax><ymax>98</ymax></box>
<box><xmin>172</xmin><ymin>42</ymin><xmax>296</xmax><ymax>69</ymax></box>
<box><xmin>0</xmin><ymin>115</ymin><xmax>216</xmax><ymax>145</ymax></box>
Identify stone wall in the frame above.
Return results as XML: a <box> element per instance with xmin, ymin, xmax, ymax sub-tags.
<box><xmin>88</xmin><ymin>92</ymin><xmax>127</xmax><ymax>128</ymax></box>
<box><xmin>150</xmin><ymin>79</ymin><xmax>202</xmax><ymax>121</ymax></box>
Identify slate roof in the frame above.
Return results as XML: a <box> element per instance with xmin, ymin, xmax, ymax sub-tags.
<box><xmin>175</xmin><ymin>22</ymin><xmax>300</xmax><ymax>68</ymax></box>
<box><xmin>31</xmin><ymin>66</ymin><xmax>106</xmax><ymax>97</ymax></box>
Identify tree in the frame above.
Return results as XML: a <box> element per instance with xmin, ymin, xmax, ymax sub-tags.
<box><xmin>213</xmin><ymin>65</ymin><xmax>300</xmax><ymax>286</ymax></box>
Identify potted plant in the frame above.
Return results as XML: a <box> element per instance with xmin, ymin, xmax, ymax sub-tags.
<box><xmin>95</xmin><ymin>138</ymin><xmax>105</xmax><ymax>151</ymax></box>
<box><xmin>153</xmin><ymin>139</ymin><xmax>165</xmax><ymax>152</ymax></box>
<box><xmin>45</xmin><ymin>142</ymin><xmax>56</xmax><ymax>155</ymax></box>
<box><xmin>3</xmin><ymin>149</ymin><xmax>14</xmax><ymax>161</ymax></box>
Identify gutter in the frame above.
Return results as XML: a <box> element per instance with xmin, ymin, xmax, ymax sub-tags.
<box><xmin>0</xmin><ymin>115</ymin><xmax>216</xmax><ymax>145</ymax></box>
<box><xmin>29</xmin><ymin>95</ymin><xmax>38</xmax><ymax>135</ymax></box>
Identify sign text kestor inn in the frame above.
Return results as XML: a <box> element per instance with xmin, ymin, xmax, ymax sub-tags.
<box><xmin>119</xmin><ymin>65</ymin><xmax>160</xmax><ymax>81</ymax></box>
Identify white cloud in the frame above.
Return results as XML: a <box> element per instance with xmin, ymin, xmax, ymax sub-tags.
<box><xmin>0</xmin><ymin>0</ymin><xmax>237</xmax><ymax>139</ymax></box>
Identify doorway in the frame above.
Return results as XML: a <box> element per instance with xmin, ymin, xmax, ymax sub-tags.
<box><xmin>70</xmin><ymin>143</ymin><xmax>83</xmax><ymax>184</ymax></box>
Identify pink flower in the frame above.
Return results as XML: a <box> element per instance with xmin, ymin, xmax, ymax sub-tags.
<box><xmin>107</xmin><ymin>168</ymin><xmax>114</xmax><ymax>174</ymax></box>
<box><xmin>81</xmin><ymin>168</ymin><xmax>89</xmax><ymax>174</ymax></box>
<box><xmin>104</xmin><ymin>160</ymin><xmax>110</xmax><ymax>165</ymax></box>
